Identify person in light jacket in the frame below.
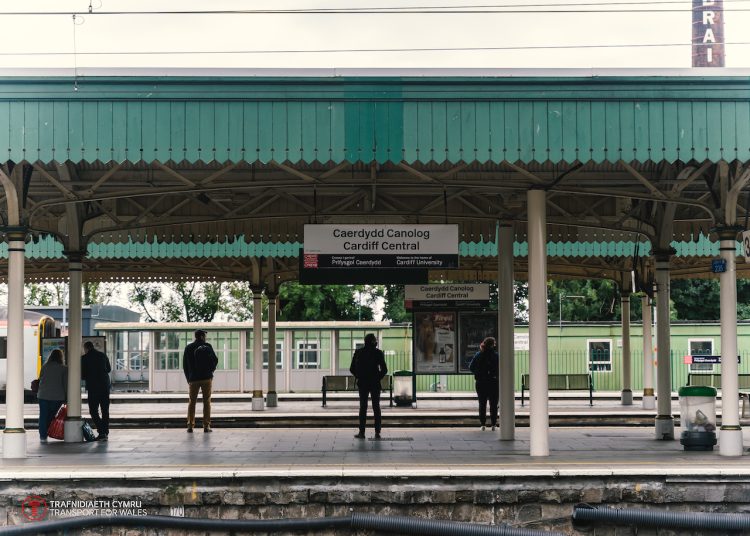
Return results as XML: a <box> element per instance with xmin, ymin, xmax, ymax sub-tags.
<box><xmin>37</xmin><ymin>349</ymin><xmax>67</xmax><ymax>443</ymax></box>
<box><xmin>469</xmin><ymin>337</ymin><xmax>500</xmax><ymax>431</ymax></box>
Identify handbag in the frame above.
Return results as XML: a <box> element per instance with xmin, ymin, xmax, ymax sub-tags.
<box><xmin>81</xmin><ymin>421</ymin><xmax>96</xmax><ymax>442</ymax></box>
<box><xmin>30</xmin><ymin>379</ymin><xmax>39</xmax><ymax>394</ymax></box>
<box><xmin>47</xmin><ymin>404</ymin><xmax>67</xmax><ymax>440</ymax></box>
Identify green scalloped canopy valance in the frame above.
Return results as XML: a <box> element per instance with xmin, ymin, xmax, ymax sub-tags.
<box><xmin>0</xmin><ymin>234</ymin><xmax>739</xmax><ymax>260</ymax></box>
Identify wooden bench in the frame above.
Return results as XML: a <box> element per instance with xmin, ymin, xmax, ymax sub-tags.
<box><xmin>686</xmin><ymin>373</ymin><xmax>750</xmax><ymax>390</ymax></box>
<box><xmin>521</xmin><ymin>373</ymin><xmax>593</xmax><ymax>407</ymax></box>
<box><xmin>322</xmin><ymin>375</ymin><xmax>393</xmax><ymax>407</ymax></box>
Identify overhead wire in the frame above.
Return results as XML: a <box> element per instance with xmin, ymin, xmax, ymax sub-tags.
<box><xmin>0</xmin><ymin>2</ymin><xmax>750</xmax><ymax>15</ymax></box>
<box><xmin>0</xmin><ymin>42</ymin><xmax>746</xmax><ymax>57</ymax></box>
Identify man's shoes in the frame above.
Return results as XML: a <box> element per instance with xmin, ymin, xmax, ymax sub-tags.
<box><xmin>375</xmin><ymin>432</ymin><xmax>381</xmax><ymax>439</ymax></box>
<box><xmin>40</xmin><ymin>438</ymin><xmax>48</xmax><ymax>444</ymax></box>
<box><xmin>204</xmin><ymin>427</ymin><xmax>212</xmax><ymax>433</ymax></box>
<box><xmin>187</xmin><ymin>427</ymin><xmax>193</xmax><ymax>433</ymax></box>
<box><xmin>480</xmin><ymin>425</ymin><xmax>486</xmax><ymax>431</ymax></box>
<box><xmin>354</xmin><ymin>432</ymin><xmax>365</xmax><ymax>439</ymax></box>
<box><xmin>491</xmin><ymin>425</ymin><xmax>497</xmax><ymax>431</ymax></box>
<box><xmin>96</xmin><ymin>434</ymin><xmax>108</xmax><ymax>442</ymax></box>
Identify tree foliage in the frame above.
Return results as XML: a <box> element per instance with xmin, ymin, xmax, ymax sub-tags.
<box><xmin>547</xmin><ymin>279</ymin><xmax>631</xmax><ymax>323</ymax></box>
<box><xmin>128</xmin><ymin>282</ymin><xmax>223</xmax><ymax>322</ymax></box>
<box><xmin>24</xmin><ymin>282</ymin><xmax>116</xmax><ymax>307</ymax></box>
<box><xmin>278</xmin><ymin>283</ymin><xmax>374</xmax><ymax>321</ymax></box>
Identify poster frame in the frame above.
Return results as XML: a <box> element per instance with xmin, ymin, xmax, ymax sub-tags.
<box><xmin>457</xmin><ymin>311</ymin><xmax>499</xmax><ymax>374</ymax></box>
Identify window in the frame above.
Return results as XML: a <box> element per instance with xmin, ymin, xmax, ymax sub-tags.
<box><xmin>114</xmin><ymin>332</ymin><xmax>150</xmax><ymax>372</ymax></box>
<box><xmin>688</xmin><ymin>339</ymin><xmax>714</xmax><ymax>372</ymax></box>
<box><xmin>588</xmin><ymin>339</ymin><xmax>612</xmax><ymax>372</ymax></box>
<box><xmin>296</xmin><ymin>340</ymin><xmax>320</xmax><ymax>369</ymax></box>
<box><xmin>263</xmin><ymin>342</ymin><xmax>283</xmax><ymax>369</ymax></box>
<box><xmin>0</xmin><ymin>337</ymin><xmax>6</xmax><ymax>359</ymax></box>
<box><xmin>154</xmin><ymin>331</ymin><xmax>186</xmax><ymax>370</ymax></box>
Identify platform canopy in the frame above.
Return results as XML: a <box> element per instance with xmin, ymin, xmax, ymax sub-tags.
<box><xmin>1</xmin><ymin>68</ymin><xmax>749</xmax><ymax>284</ymax></box>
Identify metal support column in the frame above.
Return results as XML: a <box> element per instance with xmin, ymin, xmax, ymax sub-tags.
<box><xmin>641</xmin><ymin>295</ymin><xmax>655</xmax><ymax>410</ymax></box>
<box><xmin>527</xmin><ymin>189</ymin><xmax>549</xmax><ymax>456</ymax></box>
<box><xmin>716</xmin><ymin>228</ymin><xmax>743</xmax><ymax>456</ymax></box>
<box><xmin>498</xmin><ymin>223</ymin><xmax>515</xmax><ymax>440</ymax></box>
<box><xmin>251</xmin><ymin>287</ymin><xmax>265</xmax><ymax>411</ymax></box>
<box><xmin>654</xmin><ymin>251</ymin><xmax>675</xmax><ymax>440</ymax></box>
<box><xmin>64</xmin><ymin>254</ymin><xmax>84</xmax><ymax>442</ymax></box>
<box><xmin>266</xmin><ymin>292</ymin><xmax>278</xmax><ymax>408</ymax></box>
<box><xmin>621</xmin><ymin>293</ymin><xmax>633</xmax><ymax>405</ymax></box>
<box><xmin>3</xmin><ymin>229</ymin><xmax>27</xmax><ymax>458</ymax></box>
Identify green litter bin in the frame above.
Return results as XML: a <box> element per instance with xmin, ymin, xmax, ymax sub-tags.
<box><xmin>393</xmin><ymin>371</ymin><xmax>413</xmax><ymax>407</ymax></box>
<box><xmin>678</xmin><ymin>385</ymin><xmax>718</xmax><ymax>451</ymax></box>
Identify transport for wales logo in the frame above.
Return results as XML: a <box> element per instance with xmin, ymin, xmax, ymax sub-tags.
<box><xmin>21</xmin><ymin>495</ymin><xmax>48</xmax><ymax>521</ymax></box>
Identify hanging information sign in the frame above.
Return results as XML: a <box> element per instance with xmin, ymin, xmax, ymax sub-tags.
<box><xmin>303</xmin><ymin>224</ymin><xmax>458</xmax><ymax>269</ymax></box>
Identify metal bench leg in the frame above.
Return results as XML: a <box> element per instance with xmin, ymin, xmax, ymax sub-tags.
<box><xmin>521</xmin><ymin>387</ymin><xmax>525</xmax><ymax>407</ymax></box>
<box><xmin>322</xmin><ymin>383</ymin><xmax>326</xmax><ymax>407</ymax></box>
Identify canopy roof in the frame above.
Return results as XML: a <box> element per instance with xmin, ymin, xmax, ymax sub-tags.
<box><xmin>1</xmin><ymin>72</ymin><xmax>749</xmax><ymax>166</ymax></box>
<box><xmin>1</xmin><ymin>70</ymin><xmax>749</xmax><ymax>284</ymax></box>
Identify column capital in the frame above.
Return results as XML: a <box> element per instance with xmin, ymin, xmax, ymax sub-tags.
<box><xmin>265</xmin><ymin>291</ymin><xmax>278</xmax><ymax>300</ymax></box>
<box><xmin>3</xmin><ymin>226</ymin><xmax>28</xmax><ymax>242</ymax></box>
<box><xmin>250</xmin><ymin>285</ymin><xmax>265</xmax><ymax>296</ymax></box>
<box><xmin>63</xmin><ymin>250</ymin><xmax>87</xmax><ymax>263</ymax></box>
<box><xmin>710</xmin><ymin>225</ymin><xmax>743</xmax><ymax>242</ymax></box>
<box><xmin>652</xmin><ymin>248</ymin><xmax>675</xmax><ymax>263</ymax></box>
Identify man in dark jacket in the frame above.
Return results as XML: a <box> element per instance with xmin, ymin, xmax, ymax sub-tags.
<box><xmin>350</xmin><ymin>333</ymin><xmax>388</xmax><ymax>439</ymax></box>
<box><xmin>81</xmin><ymin>340</ymin><xmax>112</xmax><ymax>441</ymax></box>
<box><xmin>469</xmin><ymin>337</ymin><xmax>500</xmax><ymax>431</ymax></box>
<box><xmin>183</xmin><ymin>329</ymin><xmax>219</xmax><ymax>433</ymax></box>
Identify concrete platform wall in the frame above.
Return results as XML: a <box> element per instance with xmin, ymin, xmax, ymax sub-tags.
<box><xmin>2</xmin><ymin>475</ymin><xmax>749</xmax><ymax>535</ymax></box>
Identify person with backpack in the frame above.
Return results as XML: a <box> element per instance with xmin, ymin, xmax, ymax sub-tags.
<box><xmin>81</xmin><ymin>340</ymin><xmax>112</xmax><ymax>441</ymax></box>
<box><xmin>183</xmin><ymin>329</ymin><xmax>219</xmax><ymax>433</ymax></box>
<box><xmin>350</xmin><ymin>333</ymin><xmax>388</xmax><ymax>439</ymax></box>
<box><xmin>469</xmin><ymin>337</ymin><xmax>500</xmax><ymax>431</ymax></box>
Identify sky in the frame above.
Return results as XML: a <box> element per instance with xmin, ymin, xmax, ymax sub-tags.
<box><xmin>0</xmin><ymin>0</ymin><xmax>749</xmax><ymax>69</ymax></box>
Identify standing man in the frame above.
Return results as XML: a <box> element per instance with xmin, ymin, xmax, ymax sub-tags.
<box><xmin>81</xmin><ymin>340</ymin><xmax>112</xmax><ymax>441</ymax></box>
<box><xmin>350</xmin><ymin>333</ymin><xmax>388</xmax><ymax>439</ymax></box>
<box><xmin>183</xmin><ymin>329</ymin><xmax>219</xmax><ymax>433</ymax></box>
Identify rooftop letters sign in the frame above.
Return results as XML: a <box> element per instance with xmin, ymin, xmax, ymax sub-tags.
<box><xmin>692</xmin><ymin>0</ymin><xmax>725</xmax><ymax>67</ymax></box>
<box><xmin>303</xmin><ymin>224</ymin><xmax>458</xmax><ymax>269</ymax></box>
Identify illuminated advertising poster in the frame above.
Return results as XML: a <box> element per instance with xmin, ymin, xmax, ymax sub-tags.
<box><xmin>41</xmin><ymin>338</ymin><xmax>67</xmax><ymax>365</ymax></box>
<box><xmin>414</xmin><ymin>311</ymin><xmax>456</xmax><ymax>373</ymax></box>
<box><xmin>458</xmin><ymin>312</ymin><xmax>498</xmax><ymax>373</ymax></box>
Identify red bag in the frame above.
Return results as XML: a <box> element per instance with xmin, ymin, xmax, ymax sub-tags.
<box><xmin>47</xmin><ymin>404</ymin><xmax>67</xmax><ymax>440</ymax></box>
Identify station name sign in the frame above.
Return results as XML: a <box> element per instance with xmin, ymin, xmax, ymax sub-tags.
<box><xmin>404</xmin><ymin>283</ymin><xmax>490</xmax><ymax>309</ymax></box>
<box><xmin>303</xmin><ymin>224</ymin><xmax>458</xmax><ymax>269</ymax></box>
<box><xmin>683</xmin><ymin>355</ymin><xmax>740</xmax><ymax>364</ymax></box>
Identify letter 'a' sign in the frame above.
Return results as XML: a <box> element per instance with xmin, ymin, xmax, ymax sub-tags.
<box><xmin>303</xmin><ymin>224</ymin><xmax>459</xmax><ymax>269</ymax></box>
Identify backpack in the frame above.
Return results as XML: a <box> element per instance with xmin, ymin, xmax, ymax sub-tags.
<box><xmin>194</xmin><ymin>344</ymin><xmax>213</xmax><ymax>362</ymax></box>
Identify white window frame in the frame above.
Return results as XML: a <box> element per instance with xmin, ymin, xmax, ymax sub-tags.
<box><xmin>587</xmin><ymin>338</ymin><xmax>612</xmax><ymax>372</ymax></box>
<box><xmin>296</xmin><ymin>340</ymin><xmax>320</xmax><ymax>369</ymax></box>
<box><xmin>263</xmin><ymin>341</ymin><xmax>284</xmax><ymax>370</ymax></box>
<box><xmin>688</xmin><ymin>338</ymin><xmax>715</xmax><ymax>372</ymax></box>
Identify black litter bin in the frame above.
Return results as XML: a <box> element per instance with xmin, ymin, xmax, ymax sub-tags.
<box><xmin>678</xmin><ymin>385</ymin><xmax>718</xmax><ymax>451</ymax></box>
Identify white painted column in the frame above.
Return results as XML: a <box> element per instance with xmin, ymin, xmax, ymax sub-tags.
<box><xmin>717</xmin><ymin>230</ymin><xmax>743</xmax><ymax>456</ymax></box>
<box><xmin>527</xmin><ymin>189</ymin><xmax>549</xmax><ymax>456</ymax></box>
<box><xmin>251</xmin><ymin>288</ymin><xmax>265</xmax><ymax>411</ymax></box>
<box><xmin>498</xmin><ymin>223</ymin><xmax>515</xmax><ymax>440</ymax></box>
<box><xmin>266</xmin><ymin>293</ymin><xmax>278</xmax><ymax>407</ymax></box>
<box><xmin>65</xmin><ymin>256</ymin><xmax>84</xmax><ymax>442</ymax></box>
<box><xmin>641</xmin><ymin>295</ymin><xmax>655</xmax><ymax>410</ymax></box>
<box><xmin>654</xmin><ymin>253</ymin><xmax>675</xmax><ymax>440</ymax></box>
<box><xmin>620</xmin><ymin>293</ymin><xmax>633</xmax><ymax>405</ymax></box>
<box><xmin>3</xmin><ymin>230</ymin><xmax>27</xmax><ymax>458</ymax></box>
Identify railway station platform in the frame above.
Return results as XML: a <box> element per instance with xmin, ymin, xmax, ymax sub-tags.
<box><xmin>1</xmin><ymin>394</ymin><xmax>750</xmax><ymax>534</ymax></box>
